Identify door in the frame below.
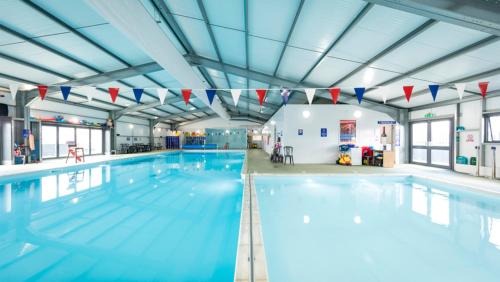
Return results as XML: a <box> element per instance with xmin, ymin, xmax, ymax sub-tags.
<box><xmin>411</xmin><ymin>119</ymin><xmax>453</xmax><ymax>168</ymax></box>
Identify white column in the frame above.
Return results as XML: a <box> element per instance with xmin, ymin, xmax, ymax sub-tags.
<box><xmin>1</xmin><ymin>118</ymin><xmax>13</xmax><ymax>165</ymax></box>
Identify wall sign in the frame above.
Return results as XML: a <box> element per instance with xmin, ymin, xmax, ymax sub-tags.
<box><xmin>340</xmin><ymin>120</ymin><xmax>356</xmax><ymax>143</ymax></box>
<box><xmin>466</xmin><ymin>134</ymin><xmax>474</xmax><ymax>142</ymax></box>
<box><xmin>320</xmin><ymin>128</ymin><xmax>327</xmax><ymax>137</ymax></box>
<box><xmin>377</xmin><ymin>121</ymin><xmax>396</xmax><ymax>125</ymax></box>
<box><xmin>22</xmin><ymin>129</ymin><xmax>30</xmax><ymax>139</ymax></box>
<box><xmin>298</xmin><ymin>129</ymin><xmax>303</xmax><ymax>136</ymax></box>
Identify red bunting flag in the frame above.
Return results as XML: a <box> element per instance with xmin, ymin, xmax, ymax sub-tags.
<box><xmin>38</xmin><ymin>85</ymin><xmax>48</xmax><ymax>100</ymax></box>
<box><xmin>328</xmin><ymin>88</ymin><xmax>340</xmax><ymax>104</ymax></box>
<box><xmin>108</xmin><ymin>87</ymin><xmax>119</xmax><ymax>103</ymax></box>
<box><xmin>403</xmin><ymin>85</ymin><xmax>414</xmax><ymax>102</ymax></box>
<box><xmin>478</xmin><ymin>82</ymin><xmax>489</xmax><ymax>98</ymax></box>
<box><xmin>256</xmin><ymin>89</ymin><xmax>266</xmax><ymax>106</ymax></box>
<box><xmin>182</xmin><ymin>89</ymin><xmax>192</xmax><ymax>106</ymax></box>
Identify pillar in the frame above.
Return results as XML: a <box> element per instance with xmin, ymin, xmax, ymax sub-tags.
<box><xmin>0</xmin><ymin>117</ymin><xmax>13</xmax><ymax>165</ymax></box>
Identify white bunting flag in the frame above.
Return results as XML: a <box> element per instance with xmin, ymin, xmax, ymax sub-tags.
<box><xmin>305</xmin><ymin>88</ymin><xmax>315</xmax><ymax>105</ymax></box>
<box><xmin>82</xmin><ymin>86</ymin><xmax>95</xmax><ymax>102</ymax></box>
<box><xmin>455</xmin><ymin>83</ymin><xmax>466</xmax><ymax>100</ymax></box>
<box><xmin>231</xmin><ymin>89</ymin><xmax>241</xmax><ymax>106</ymax></box>
<box><xmin>379</xmin><ymin>86</ymin><xmax>387</xmax><ymax>104</ymax></box>
<box><xmin>9</xmin><ymin>83</ymin><xmax>19</xmax><ymax>100</ymax></box>
<box><xmin>157</xmin><ymin>88</ymin><xmax>168</xmax><ymax>105</ymax></box>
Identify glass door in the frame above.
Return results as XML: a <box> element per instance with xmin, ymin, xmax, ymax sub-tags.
<box><xmin>411</xmin><ymin>119</ymin><xmax>453</xmax><ymax>168</ymax></box>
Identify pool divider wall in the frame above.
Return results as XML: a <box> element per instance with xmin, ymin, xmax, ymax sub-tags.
<box><xmin>234</xmin><ymin>150</ymin><xmax>269</xmax><ymax>282</ymax></box>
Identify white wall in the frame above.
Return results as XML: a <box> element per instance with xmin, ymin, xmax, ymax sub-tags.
<box><xmin>263</xmin><ymin>105</ymin><xmax>396</xmax><ymax>164</ymax></box>
<box><xmin>115</xmin><ymin>115</ymin><xmax>150</xmax><ymax>145</ymax></box>
<box><xmin>178</xmin><ymin>117</ymin><xmax>261</xmax><ymax>132</ymax></box>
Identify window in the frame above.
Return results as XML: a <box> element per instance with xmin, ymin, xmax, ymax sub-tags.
<box><xmin>485</xmin><ymin>113</ymin><xmax>500</xmax><ymax>142</ymax></box>
<box><xmin>76</xmin><ymin>128</ymin><xmax>90</xmax><ymax>155</ymax></box>
<box><xmin>91</xmin><ymin>129</ymin><xmax>103</xmax><ymax>155</ymax></box>
<box><xmin>41</xmin><ymin>126</ymin><xmax>57</xmax><ymax>158</ymax></box>
<box><xmin>58</xmin><ymin>127</ymin><xmax>75</xmax><ymax>157</ymax></box>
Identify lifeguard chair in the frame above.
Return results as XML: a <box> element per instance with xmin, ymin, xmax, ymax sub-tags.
<box><xmin>66</xmin><ymin>142</ymin><xmax>85</xmax><ymax>163</ymax></box>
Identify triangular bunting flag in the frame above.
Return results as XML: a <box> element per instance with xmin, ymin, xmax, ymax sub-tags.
<box><xmin>428</xmin><ymin>85</ymin><xmax>439</xmax><ymax>102</ymax></box>
<box><xmin>181</xmin><ymin>89</ymin><xmax>192</xmax><ymax>106</ymax></box>
<box><xmin>379</xmin><ymin>86</ymin><xmax>388</xmax><ymax>104</ymax></box>
<box><xmin>479</xmin><ymin>82</ymin><xmax>489</xmax><ymax>98</ymax></box>
<box><xmin>206</xmin><ymin>89</ymin><xmax>216</xmax><ymax>105</ymax></box>
<box><xmin>38</xmin><ymin>85</ymin><xmax>48</xmax><ymax>100</ymax></box>
<box><xmin>304</xmin><ymin>88</ymin><xmax>315</xmax><ymax>105</ymax></box>
<box><xmin>82</xmin><ymin>86</ymin><xmax>95</xmax><ymax>102</ymax></box>
<box><xmin>231</xmin><ymin>89</ymin><xmax>241</xmax><ymax>106</ymax></box>
<box><xmin>60</xmin><ymin>86</ymin><xmax>71</xmax><ymax>101</ymax></box>
<box><xmin>9</xmin><ymin>84</ymin><xmax>19</xmax><ymax>100</ymax></box>
<box><xmin>133</xmin><ymin>88</ymin><xmax>144</xmax><ymax>104</ymax></box>
<box><xmin>354</xmin><ymin>87</ymin><xmax>365</xmax><ymax>104</ymax></box>
<box><xmin>403</xmin><ymin>85</ymin><xmax>414</xmax><ymax>102</ymax></box>
<box><xmin>281</xmin><ymin>88</ymin><xmax>290</xmax><ymax>105</ymax></box>
<box><xmin>256</xmin><ymin>89</ymin><xmax>266</xmax><ymax>107</ymax></box>
<box><xmin>455</xmin><ymin>83</ymin><xmax>466</xmax><ymax>100</ymax></box>
<box><xmin>108</xmin><ymin>87</ymin><xmax>119</xmax><ymax>103</ymax></box>
<box><xmin>157</xmin><ymin>88</ymin><xmax>168</xmax><ymax>105</ymax></box>
<box><xmin>328</xmin><ymin>87</ymin><xmax>340</xmax><ymax>104</ymax></box>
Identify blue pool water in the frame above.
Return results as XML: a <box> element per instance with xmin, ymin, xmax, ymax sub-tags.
<box><xmin>0</xmin><ymin>151</ymin><xmax>244</xmax><ymax>281</ymax></box>
<box><xmin>256</xmin><ymin>176</ymin><xmax>500</xmax><ymax>282</ymax></box>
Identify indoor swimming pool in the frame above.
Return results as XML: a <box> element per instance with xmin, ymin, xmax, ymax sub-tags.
<box><xmin>0</xmin><ymin>151</ymin><xmax>245</xmax><ymax>281</ymax></box>
<box><xmin>256</xmin><ymin>176</ymin><xmax>500</xmax><ymax>282</ymax></box>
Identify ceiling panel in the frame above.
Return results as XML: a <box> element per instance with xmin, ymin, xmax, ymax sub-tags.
<box><xmin>164</xmin><ymin>0</ymin><xmax>203</xmax><ymax>19</ymax></box>
<box><xmin>248</xmin><ymin>0</ymin><xmax>301</xmax><ymax>42</ymax></box>
<box><xmin>205</xmin><ymin>67</ymin><xmax>229</xmax><ymax>89</ymax></box>
<box><xmin>329</xmin><ymin>5</ymin><xmax>427</xmax><ymax>63</ymax></box>
<box><xmin>277</xmin><ymin>47</ymin><xmax>321</xmax><ymax>81</ymax></box>
<box><xmin>204</xmin><ymin>0</ymin><xmax>244</xmax><ymax>30</ymax></box>
<box><xmin>31</xmin><ymin>0</ymin><xmax>106</xmax><ymax>28</ymax></box>
<box><xmin>36</xmin><ymin>32</ymin><xmax>126</xmax><ymax>72</ymax></box>
<box><xmin>79</xmin><ymin>24</ymin><xmax>153</xmax><ymax>66</ymax></box>
<box><xmin>288</xmin><ymin>0</ymin><xmax>366</xmax><ymax>53</ymax></box>
<box><xmin>0</xmin><ymin>38</ymin><xmax>95</xmax><ymax>78</ymax></box>
<box><xmin>249</xmin><ymin>37</ymin><xmax>284</xmax><ymax>75</ymax></box>
<box><xmin>412</xmin><ymin>53</ymin><xmax>500</xmax><ymax>83</ymax></box>
<box><xmin>372</xmin><ymin>22</ymin><xmax>492</xmax><ymax>74</ymax></box>
<box><xmin>306</xmin><ymin>57</ymin><xmax>361</xmax><ymax>86</ymax></box>
<box><xmin>0</xmin><ymin>1</ymin><xmax>66</xmax><ymax>38</ymax></box>
<box><xmin>338</xmin><ymin>67</ymin><xmax>401</xmax><ymax>89</ymax></box>
<box><xmin>228</xmin><ymin>74</ymin><xmax>247</xmax><ymax>89</ymax></box>
<box><xmin>212</xmin><ymin>26</ymin><xmax>246</xmax><ymax>67</ymax></box>
<box><xmin>174</xmin><ymin>16</ymin><xmax>217</xmax><ymax>60</ymax></box>
<box><xmin>146</xmin><ymin>70</ymin><xmax>179</xmax><ymax>87</ymax></box>
<box><xmin>0</xmin><ymin>29</ymin><xmax>23</xmax><ymax>46</ymax></box>
<box><xmin>0</xmin><ymin>56</ymin><xmax>66</xmax><ymax>85</ymax></box>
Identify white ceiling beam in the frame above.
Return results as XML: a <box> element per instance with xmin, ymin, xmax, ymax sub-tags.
<box><xmin>87</xmin><ymin>0</ymin><xmax>230</xmax><ymax>120</ymax></box>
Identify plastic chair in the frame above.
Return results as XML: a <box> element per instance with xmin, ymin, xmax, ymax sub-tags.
<box><xmin>283</xmin><ymin>146</ymin><xmax>294</xmax><ymax>165</ymax></box>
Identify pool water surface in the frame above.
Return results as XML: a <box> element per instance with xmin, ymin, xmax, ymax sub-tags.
<box><xmin>0</xmin><ymin>151</ymin><xmax>244</xmax><ymax>281</ymax></box>
<box><xmin>256</xmin><ymin>176</ymin><xmax>500</xmax><ymax>282</ymax></box>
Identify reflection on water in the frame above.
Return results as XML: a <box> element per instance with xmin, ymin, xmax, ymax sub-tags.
<box><xmin>0</xmin><ymin>152</ymin><xmax>244</xmax><ymax>281</ymax></box>
<box><xmin>256</xmin><ymin>176</ymin><xmax>500</xmax><ymax>282</ymax></box>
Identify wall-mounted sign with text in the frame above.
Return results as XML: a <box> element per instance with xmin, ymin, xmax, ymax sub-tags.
<box><xmin>377</xmin><ymin>121</ymin><xmax>396</xmax><ymax>125</ymax></box>
<box><xmin>320</xmin><ymin>128</ymin><xmax>327</xmax><ymax>137</ymax></box>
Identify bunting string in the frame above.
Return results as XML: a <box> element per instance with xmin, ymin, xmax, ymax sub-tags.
<box><xmin>5</xmin><ymin>81</ymin><xmax>492</xmax><ymax>106</ymax></box>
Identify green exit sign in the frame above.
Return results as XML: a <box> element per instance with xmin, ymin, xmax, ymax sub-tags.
<box><xmin>424</xmin><ymin>113</ymin><xmax>435</xmax><ymax>118</ymax></box>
